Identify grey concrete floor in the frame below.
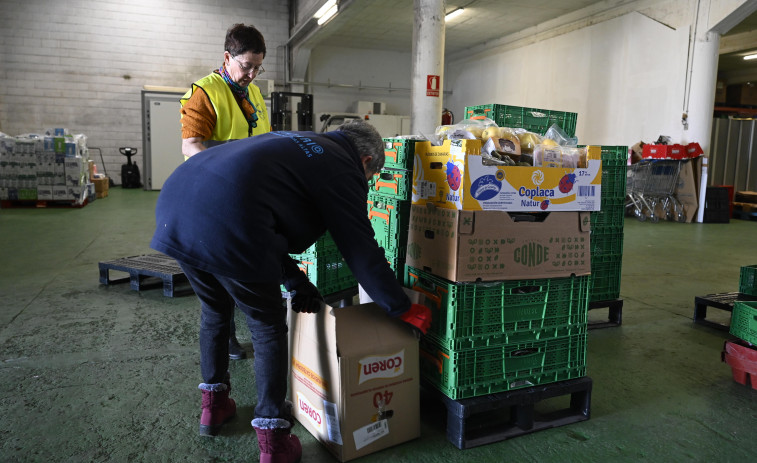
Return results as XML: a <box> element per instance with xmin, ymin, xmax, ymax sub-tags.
<box><xmin>1</xmin><ymin>188</ymin><xmax>756</xmax><ymax>462</ymax></box>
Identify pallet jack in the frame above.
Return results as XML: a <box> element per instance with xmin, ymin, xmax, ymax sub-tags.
<box><xmin>120</xmin><ymin>147</ymin><xmax>142</xmax><ymax>188</ymax></box>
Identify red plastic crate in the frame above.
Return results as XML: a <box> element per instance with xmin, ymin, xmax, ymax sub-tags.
<box><xmin>686</xmin><ymin>142</ymin><xmax>703</xmax><ymax>158</ymax></box>
<box><xmin>721</xmin><ymin>339</ymin><xmax>757</xmax><ymax>390</ymax></box>
<box><xmin>642</xmin><ymin>144</ymin><xmax>686</xmax><ymax>160</ymax></box>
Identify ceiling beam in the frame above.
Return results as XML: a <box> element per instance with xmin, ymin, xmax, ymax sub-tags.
<box><xmin>719</xmin><ymin>28</ymin><xmax>757</xmax><ymax>54</ymax></box>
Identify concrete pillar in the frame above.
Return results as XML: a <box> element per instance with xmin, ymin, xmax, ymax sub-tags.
<box><xmin>685</xmin><ymin>31</ymin><xmax>720</xmax><ymax>155</ymax></box>
<box><xmin>411</xmin><ymin>0</ymin><xmax>445</xmax><ymax>138</ymax></box>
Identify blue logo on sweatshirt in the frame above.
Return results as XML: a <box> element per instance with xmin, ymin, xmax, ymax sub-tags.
<box><xmin>271</xmin><ymin>132</ymin><xmax>324</xmax><ymax>158</ymax></box>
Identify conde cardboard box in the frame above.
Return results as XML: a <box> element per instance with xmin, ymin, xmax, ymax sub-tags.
<box><xmin>406</xmin><ymin>204</ymin><xmax>592</xmax><ymax>282</ymax></box>
<box><xmin>411</xmin><ymin>139</ymin><xmax>602</xmax><ymax>212</ymax></box>
<box><xmin>289</xmin><ymin>302</ymin><xmax>420</xmax><ymax>462</ymax></box>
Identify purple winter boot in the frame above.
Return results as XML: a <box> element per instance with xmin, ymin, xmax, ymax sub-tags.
<box><xmin>251</xmin><ymin>417</ymin><xmax>302</xmax><ymax>463</ymax></box>
<box><xmin>198</xmin><ymin>382</ymin><xmax>236</xmax><ymax>437</ymax></box>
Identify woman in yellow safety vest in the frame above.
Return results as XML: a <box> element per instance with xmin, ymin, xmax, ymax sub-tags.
<box><xmin>179</xmin><ymin>23</ymin><xmax>271</xmax><ymax>359</ymax></box>
<box><xmin>180</xmin><ymin>23</ymin><xmax>270</xmax><ymax>158</ymax></box>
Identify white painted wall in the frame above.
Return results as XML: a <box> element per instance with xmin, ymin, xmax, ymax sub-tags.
<box><xmin>308</xmin><ymin>45</ymin><xmax>414</xmax><ymax>118</ymax></box>
<box><xmin>445</xmin><ymin>12</ymin><xmax>691</xmax><ymax>147</ymax></box>
<box><xmin>0</xmin><ymin>0</ymin><xmax>288</xmax><ymax>182</ymax></box>
<box><xmin>303</xmin><ymin>7</ymin><xmax>704</xmax><ymax>147</ymax></box>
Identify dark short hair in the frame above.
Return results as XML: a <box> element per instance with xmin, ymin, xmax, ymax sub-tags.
<box><xmin>336</xmin><ymin>120</ymin><xmax>385</xmax><ymax>176</ymax></box>
<box><xmin>225</xmin><ymin>23</ymin><xmax>266</xmax><ymax>57</ymax></box>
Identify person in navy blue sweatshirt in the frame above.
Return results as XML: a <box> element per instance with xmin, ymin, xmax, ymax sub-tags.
<box><xmin>150</xmin><ymin>120</ymin><xmax>431</xmax><ymax>463</ymax></box>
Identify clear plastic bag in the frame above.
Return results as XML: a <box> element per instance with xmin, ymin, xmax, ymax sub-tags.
<box><xmin>543</xmin><ymin>123</ymin><xmax>578</xmax><ymax>146</ymax></box>
<box><xmin>533</xmin><ymin>145</ymin><xmax>587</xmax><ymax>168</ymax></box>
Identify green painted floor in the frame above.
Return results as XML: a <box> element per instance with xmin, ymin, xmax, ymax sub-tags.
<box><xmin>1</xmin><ymin>188</ymin><xmax>756</xmax><ymax>462</ymax></box>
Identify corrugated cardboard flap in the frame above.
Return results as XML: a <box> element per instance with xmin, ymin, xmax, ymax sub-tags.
<box><xmin>458</xmin><ymin>210</ymin><xmax>474</xmax><ymax>234</ymax></box>
<box><xmin>333</xmin><ymin>303</ymin><xmax>416</xmax><ymax>358</ymax></box>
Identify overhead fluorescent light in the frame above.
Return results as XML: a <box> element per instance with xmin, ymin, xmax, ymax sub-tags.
<box><xmin>316</xmin><ymin>4</ymin><xmax>338</xmax><ymax>25</ymax></box>
<box><xmin>445</xmin><ymin>8</ymin><xmax>464</xmax><ymax>22</ymax></box>
<box><xmin>314</xmin><ymin>0</ymin><xmax>337</xmax><ymax>19</ymax></box>
<box><xmin>744</xmin><ymin>53</ymin><xmax>757</xmax><ymax>60</ymax></box>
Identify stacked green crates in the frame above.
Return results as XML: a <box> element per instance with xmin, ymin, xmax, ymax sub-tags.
<box><xmin>406</xmin><ymin>266</ymin><xmax>589</xmax><ymax>400</ymax></box>
<box><xmin>288</xmin><ymin>232</ymin><xmax>357</xmax><ymax>296</ymax></box>
<box><xmin>369</xmin><ymin>137</ymin><xmax>422</xmax><ymax>280</ymax></box>
<box><xmin>587</xmin><ymin>146</ymin><xmax>628</xmax><ymax>302</ymax></box>
<box><xmin>405</xmin><ymin>105</ymin><xmax>590</xmax><ymax>401</ymax></box>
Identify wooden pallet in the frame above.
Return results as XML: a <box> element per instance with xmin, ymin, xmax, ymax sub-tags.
<box><xmin>693</xmin><ymin>292</ymin><xmax>757</xmax><ymax>330</ymax></box>
<box><xmin>733</xmin><ymin>202</ymin><xmax>757</xmax><ymax>221</ymax></box>
<box><xmin>99</xmin><ymin>254</ymin><xmax>190</xmax><ymax>297</ymax></box>
<box><xmin>1</xmin><ymin>199</ymin><xmax>88</xmax><ymax>209</ymax></box>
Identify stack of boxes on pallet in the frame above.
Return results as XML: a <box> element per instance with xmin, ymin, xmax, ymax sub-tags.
<box><xmin>0</xmin><ymin>129</ymin><xmax>92</xmax><ymax>205</ymax></box>
<box><xmin>722</xmin><ymin>264</ymin><xmax>757</xmax><ymax>389</ymax></box>
<box><xmin>405</xmin><ymin>103</ymin><xmax>599</xmax><ymax>404</ymax></box>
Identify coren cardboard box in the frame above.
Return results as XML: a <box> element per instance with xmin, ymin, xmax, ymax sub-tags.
<box><xmin>411</xmin><ymin>139</ymin><xmax>602</xmax><ymax>212</ymax></box>
<box><xmin>406</xmin><ymin>204</ymin><xmax>591</xmax><ymax>282</ymax></box>
<box><xmin>289</xmin><ymin>303</ymin><xmax>420</xmax><ymax>462</ymax></box>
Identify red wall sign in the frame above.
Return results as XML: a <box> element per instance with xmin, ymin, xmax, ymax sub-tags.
<box><xmin>426</xmin><ymin>75</ymin><xmax>440</xmax><ymax>97</ymax></box>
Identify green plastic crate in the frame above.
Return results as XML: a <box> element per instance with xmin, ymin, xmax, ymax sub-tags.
<box><xmin>291</xmin><ymin>252</ymin><xmax>356</xmax><ymax>296</ymax></box>
<box><xmin>297</xmin><ymin>232</ymin><xmax>339</xmax><ymax>257</ymax></box>
<box><xmin>591</xmin><ymin>200</ymin><xmax>626</xmax><ymax>233</ymax></box>
<box><xmin>730</xmin><ymin>301</ymin><xmax>757</xmax><ymax>344</ymax></box>
<box><xmin>383</xmin><ymin>137</ymin><xmax>423</xmax><ymax>170</ymax></box>
<box><xmin>367</xmin><ymin>192</ymin><xmax>410</xmax><ymax>256</ymax></box>
<box><xmin>580</xmin><ymin>145</ymin><xmax>628</xmax><ymax>203</ymax></box>
<box><xmin>596</xmin><ymin>146</ymin><xmax>629</xmax><ymax>165</ymax></box>
<box><xmin>419</xmin><ymin>332</ymin><xmax>587</xmax><ymax>400</ymax></box>
<box><xmin>368</xmin><ymin>167</ymin><xmax>413</xmax><ymax>201</ymax></box>
<box><xmin>405</xmin><ymin>266</ymin><xmax>589</xmax><ymax>350</ymax></box>
<box><xmin>385</xmin><ymin>253</ymin><xmax>406</xmax><ymax>282</ymax></box>
<box><xmin>600</xmin><ymin>164</ymin><xmax>628</xmax><ymax>203</ymax></box>
<box><xmin>464</xmin><ymin>104</ymin><xmax>578</xmax><ymax>137</ymax></box>
<box><xmin>589</xmin><ymin>258</ymin><xmax>622</xmax><ymax>302</ymax></box>
<box><xmin>590</xmin><ymin>230</ymin><xmax>624</xmax><ymax>260</ymax></box>
<box><xmin>739</xmin><ymin>265</ymin><xmax>757</xmax><ymax>296</ymax></box>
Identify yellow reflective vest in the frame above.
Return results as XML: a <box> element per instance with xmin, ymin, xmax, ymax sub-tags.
<box><xmin>181</xmin><ymin>73</ymin><xmax>270</xmax><ymax>144</ymax></box>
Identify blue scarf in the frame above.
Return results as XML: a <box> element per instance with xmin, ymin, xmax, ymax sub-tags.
<box><xmin>218</xmin><ymin>65</ymin><xmax>259</xmax><ymax>131</ymax></box>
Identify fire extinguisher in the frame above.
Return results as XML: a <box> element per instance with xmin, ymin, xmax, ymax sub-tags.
<box><xmin>441</xmin><ymin>108</ymin><xmax>454</xmax><ymax>126</ymax></box>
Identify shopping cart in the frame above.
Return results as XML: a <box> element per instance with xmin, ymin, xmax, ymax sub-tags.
<box><xmin>626</xmin><ymin>159</ymin><xmax>685</xmax><ymax>223</ymax></box>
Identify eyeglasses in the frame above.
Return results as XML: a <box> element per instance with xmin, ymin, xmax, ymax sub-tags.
<box><xmin>232</xmin><ymin>55</ymin><xmax>265</xmax><ymax>76</ymax></box>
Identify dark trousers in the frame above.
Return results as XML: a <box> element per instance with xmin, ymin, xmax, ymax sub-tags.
<box><xmin>179</xmin><ymin>262</ymin><xmax>288</xmax><ymax>419</ymax></box>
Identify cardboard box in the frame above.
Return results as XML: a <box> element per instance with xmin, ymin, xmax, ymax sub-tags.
<box><xmin>735</xmin><ymin>191</ymin><xmax>757</xmax><ymax>204</ymax></box>
<box><xmin>37</xmin><ymin>186</ymin><xmax>53</xmax><ymax>200</ymax></box>
<box><xmin>52</xmin><ymin>185</ymin><xmax>69</xmax><ymax>200</ymax></box>
<box><xmin>727</xmin><ymin>82</ymin><xmax>757</xmax><ymax>106</ymax></box>
<box><xmin>671</xmin><ymin>157</ymin><xmax>703</xmax><ymax>223</ymax></box>
<box><xmin>94</xmin><ymin>177</ymin><xmax>109</xmax><ymax>198</ymax></box>
<box><xmin>406</xmin><ymin>204</ymin><xmax>591</xmax><ymax>282</ymax></box>
<box><xmin>289</xmin><ymin>303</ymin><xmax>420</xmax><ymax>462</ymax></box>
<box><xmin>411</xmin><ymin>139</ymin><xmax>602</xmax><ymax>212</ymax></box>
<box><xmin>715</xmin><ymin>81</ymin><xmax>726</xmax><ymax>104</ymax></box>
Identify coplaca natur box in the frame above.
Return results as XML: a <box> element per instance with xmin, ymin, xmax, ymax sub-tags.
<box><xmin>411</xmin><ymin>139</ymin><xmax>602</xmax><ymax>212</ymax></box>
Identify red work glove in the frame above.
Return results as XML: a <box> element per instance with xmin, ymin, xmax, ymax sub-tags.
<box><xmin>398</xmin><ymin>304</ymin><xmax>432</xmax><ymax>336</ymax></box>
